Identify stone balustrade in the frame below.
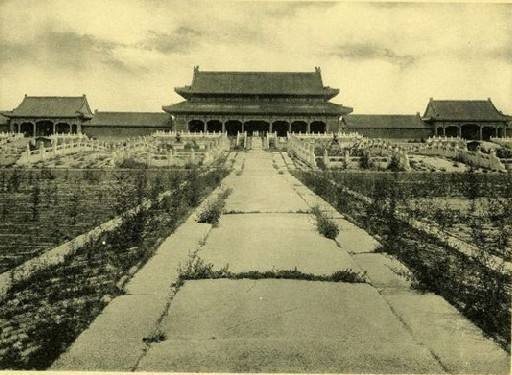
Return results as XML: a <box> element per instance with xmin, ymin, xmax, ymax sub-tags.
<box><xmin>414</xmin><ymin>142</ymin><xmax>506</xmax><ymax>172</ymax></box>
<box><xmin>0</xmin><ymin>132</ymin><xmax>24</xmax><ymax>147</ymax></box>
<box><xmin>152</xmin><ymin>130</ymin><xmax>227</xmax><ymax>138</ymax></box>
<box><xmin>17</xmin><ymin>136</ymin><xmax>110</xmax><ymax>165</ymax></box>
<box><xmin>145</xmin><ymin>132</ymin><xmax>229</xmax><ymax>167</ymax></box>
<box><xmin>287</xmin><ymin>133</ymin><xmax>317</xmax><ymax>168</ymax></box>
<box><xmin>426</xmin><ymin>135</ymin><xmax>467</xmax><ymax>149</ymax></box>
<box><xmin>490</xmin><ymin>136</ymin><xmax>512</xmax><ymax>148</ymax></box>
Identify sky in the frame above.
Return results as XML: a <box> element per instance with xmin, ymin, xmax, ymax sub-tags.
<box><xmin>0</xmin><ymin>0</ymin><xmax>511</xmax><ymax>115</ymax></box>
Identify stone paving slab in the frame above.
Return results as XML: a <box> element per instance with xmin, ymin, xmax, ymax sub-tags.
<box><xmin>224</xmin><ymin>175</ymin><xmax>309</xmax><ymax>213</ymax></box>
<box><xmin>353</xmin><ymin>253</ymin><xmax>411</xmax><ymax>289</ymax></box>
<box><xmin>335</xmin><ymin>218</ymin><xmax>381</xmax><ymax>254</ymax></box>
<box><xmin>199</xmin><ymin>213</ymin><xmax>362</xmax><ymax>274</ymax></box>
<box><xmin>125</xmin><ymin>222</ymin><xmax>211</xmax><ymax>295</ymax></box>
<box><xmin>137</xmin><ymin>337</ymin><xmax>444</xmax><ymax>374</ymax></box>
<box><xmin>136</xmin><ymin>279</ymin><xmax>443</xmax><ymax>373</ymax></box>
<box><xmin>386</xmin><ymin>293</ymin><xmax>510</xmax><ymax>374</ymax></box>
<box><xmin>293</xmin><ymin>185</ymin><xmax>344</xmax><ymax>217</ymax></box>
<box><xmin>52</xmin><ymin>294</ymin><xmax>167</xmax><ymax>371</ymax></box>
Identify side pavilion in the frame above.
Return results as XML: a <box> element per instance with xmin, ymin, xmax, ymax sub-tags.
<box><xmin>422</xmin><ymin>98</ymin><xmax>509</xmax><ymax>140</ymax></box>
<box><xmin>3</xmin><ymin>95</ymin><xmax>93</xmax><ymax>137</ymax></box>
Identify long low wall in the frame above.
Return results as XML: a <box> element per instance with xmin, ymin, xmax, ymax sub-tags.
<box><xmin>346</xmin><ymin>127</ymin><xmax>434</xmax><ymax>140</ymax></box>
<box><xmin>82</xmin><ymin>126</ymin><xmax>170</xmax><ymax>139</ymax></box>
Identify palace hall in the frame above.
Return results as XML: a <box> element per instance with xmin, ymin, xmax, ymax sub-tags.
<box><xmin>162</xmin><ymin>66</ymin><xmax>352</xmax><ymax>136</ymax></box>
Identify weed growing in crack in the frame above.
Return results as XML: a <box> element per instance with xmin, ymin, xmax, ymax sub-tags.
<box><xmin>311</xmin><ymin>205</ymin><xmax>339</xmax><ymax>240</ymax></box>
<box><xmin>175</xmin><ymin>253</ymin><xmax>367</xmax><ymax>285</ymax></box>
<box><xmin>143</xmin><ymin>330</ymin><xmax>167</xmax><ymax>344</ymax></box>
<box><xmin>196</xmin><ymin>188</ymin><xmax>232</xmax><ymax>225</ymax></box>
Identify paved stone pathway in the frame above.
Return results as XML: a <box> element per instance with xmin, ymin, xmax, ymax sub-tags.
<box><xmin>53</xmin><ymin>150</ymin><xmax>510</xmax><ymax>374</ymax></box>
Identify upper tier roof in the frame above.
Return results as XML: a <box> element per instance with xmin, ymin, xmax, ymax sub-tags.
<box><xmin>175</xmin><ymin>67</ymin><xmax>339</xmax><ymax>98</ymax></box>
<box><xmin>423</xmin><ymin>99</ymin><xmax>508</xmax><ymax>122</ymax></box>
<box><xmin>5</xmin><ymin>95</ymin><xmax>93</xmax><ymax>119</ymax></box>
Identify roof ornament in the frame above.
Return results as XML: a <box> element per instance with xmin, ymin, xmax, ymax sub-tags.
<box><xmin>194</xmin><ymin>65</ymin><xmax>199</xmax><ymax>73</ymax></box>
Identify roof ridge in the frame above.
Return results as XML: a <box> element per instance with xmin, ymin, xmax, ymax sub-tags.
<box><xmin>96</xmin><ymin>111</ymin><xmax>168</xmax><ymax>114</ymax></box>
<box><xmin>24</xmin><ymin>96</ymin><xmax>85</xmax><ymax>99</ymax></box>
<box><xmin>198</xmin><ymin>70</ymin><xmax>317</xmax><ymax>75</ymax></box>
<box><xmin>348</xmin><ymin>114</ymin><xmax>420</xmax><ymax>116</ymax></box>
<box><xmin>431</xmin><ymin>99</ymin><xmax>490</xmax><ymax>102</ymax></box>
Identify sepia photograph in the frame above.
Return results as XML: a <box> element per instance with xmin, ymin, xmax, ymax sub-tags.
<box><xmin>0</xmin><ymin>0</ymin><xmax>510</xmax><ymax>373</ymax></box>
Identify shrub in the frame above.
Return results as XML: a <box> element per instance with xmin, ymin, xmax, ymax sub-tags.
<box><xmin>387</xmin><ymin>154</ymin><xmax>402</xmax><ymax>172</ymax></box>
<box><xmin>316</xmin><ymin>158</ymin><xmax>326</xmax><ymax>170</ymax></box>
<box><xmin>116</xmin><ymin>158</ymin><xmax>148</xmax><ymax>169</ymax></box>
<box><xmin>311</xmin><ymin>206</ymin><xmax>339</xmax><ymax>239</ymax></box>
<box><xmin>197</xmin><ymin>188</ymin><xmax>232</xmax><ymax>224</ymax></box>
<box><xmin>197</xmin><ymin>199</ymin><xmax>224</xmax><ymax>225</ymax></box>
<box><xmin>359</xmin><ymin>150</ymin><xmax>372</xmax><ymax>169</ymax></box>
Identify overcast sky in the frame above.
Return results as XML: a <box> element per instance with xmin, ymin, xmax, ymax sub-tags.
<box><xmin>0</xmin><ymin>0</ymin><xmax>511</xmax><ymax>115</ymax></box>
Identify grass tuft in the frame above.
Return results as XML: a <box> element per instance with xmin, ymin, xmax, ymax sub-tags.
<box><xmin>311</xmin><ymin>205</ymin><xmax>339</xmax><ymax>239</ymax></box>
<box><xmin>175</xmin><ymin>253</ymin><xmax>367</xmax><ymax>285</ymax></box>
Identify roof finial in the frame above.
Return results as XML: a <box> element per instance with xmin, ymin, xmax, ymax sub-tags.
<box><xmin>24</xmin><ymin>94</ymin><xmax>27</xmax><ymax>97</ymax></box>
<box><xmin>429</xmin><ymin>97</ymin><xmax>433</xmax><ymax>101</ymax></box>
<box><xmin>315</xmin><ymin>66</ymin><xmax>321</xmax><ymax>73</ymax></box>
<box><xmin>194</xmin><ymin>65</ymin><xmax>199</xmax><ymax>73</ymax></box>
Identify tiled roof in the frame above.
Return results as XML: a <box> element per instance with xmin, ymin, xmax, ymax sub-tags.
<box><xmin>163</xmin><ymin>101</ymin><xmax>352</xmax><ymax>116</ymax></box>
<box><xmin>423</xmin><ymin>99</ymin><xmax>508</xmax><ymax>121</ymax></box>
<box><xmin>344</xmin><ymin>114</ymin><xmax>429</xmax><ymax>129</ymax></box>
<box><xmin>0</xmin><ymin>111</ymin><xmax>9</xmax><ymax>125</ymax></box>
<box><xmin>88</xmin><ymin>111</ymin><xmax>172</xmax><ymax>127</ymax></box>
<box><xmin>175</xmin><ymin>67</ymin><xmax>339</xmax><ymax>98</ymax></box>
<box><xmin>7</xmin><ymin>96</ymin><xmax>93</xmax><ymax>118</ymax></box>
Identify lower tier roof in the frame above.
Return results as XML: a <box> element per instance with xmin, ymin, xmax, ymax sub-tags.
<box><xmin>163</xmin><ymin>101</ymin><xmax>352</xmax><ymax>116</ymax></box>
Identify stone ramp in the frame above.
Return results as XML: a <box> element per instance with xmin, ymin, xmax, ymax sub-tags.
<box><xmin>136</xmin><ymin>279</ymin><xmax>444</xmax><ymax>374</ymax></box>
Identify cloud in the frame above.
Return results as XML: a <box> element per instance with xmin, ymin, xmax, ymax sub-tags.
<box><xmin>330</xmin><ymin>43</ymin><xmax>417</xmax><ymax>69</ymax></box>
<box><xmin>0</xmin><ymin>30</ymin><xmax>137</xmax><ymax>73</ymax></box>
<box><xmin>141</xmin><ymin>27</ymin><xmax>203</xmax><ymax>54</ymax></box>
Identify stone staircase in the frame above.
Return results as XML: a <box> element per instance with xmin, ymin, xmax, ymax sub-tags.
<box><xmin>250</xmin><ymin>136</ymin><xmax>263</xmax><ymax>150</ymax></box>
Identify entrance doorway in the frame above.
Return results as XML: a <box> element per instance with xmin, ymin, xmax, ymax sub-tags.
<box><xmin>310</xmin><ymin>121</ymin><xmax>326</xmax><ymax>133</ymax></box>
<box><xmin>291</xmin><ymin>121</ymin><xmax>307</xmax><ymax>133</ymax></box>
<box><xmin>189</xmin><ymin>120</ymin><xmax>205</xmax><ymax>133</ymax></box>
<box><xmin>461</xmin><ymin>124</ymin><xmax>480</xmax><ymax>140</ymax></box>
<box><xmin>225</xmin><ymin>120</ymin><xmax>243</xmax><ymax>136</ymax></box>
<box><xmin>36</xmin><ymin>120</ymin><xmax>54</xmax><ymax>137</ymax></box>
<box><xmin>244</xmin><ymin>121</ymin><xmax>269</xmax><ymax>136</ymax></box>
<box><xmin>272</xmin><ymin>121</ymin><xmax>289</xmax><ymax>137</ymax></box>
<box><xmin>207</xmin><ymin>120</ymin><xmax>223</xmax><ymax>133</ymax></box>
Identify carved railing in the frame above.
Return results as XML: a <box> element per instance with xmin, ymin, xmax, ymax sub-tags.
<box><xmin>287</xmin><ymin>133</ymin><xmax>317</xmax><ymax>169</ymax></box>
